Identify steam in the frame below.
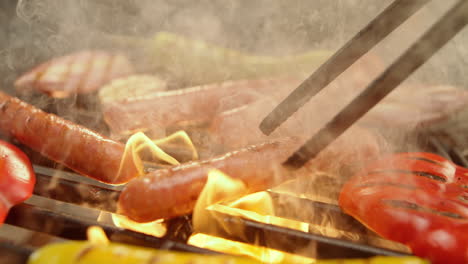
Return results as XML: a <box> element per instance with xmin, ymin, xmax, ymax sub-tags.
<box><xmin>16</xmin><ymin>0</ymin><xmax>47</xmax><ymax>25</ymax></box>
<box><xmin>3</xmin><ymin>0</ymin><xmax>468</xmax><ymax>259</ymax></box>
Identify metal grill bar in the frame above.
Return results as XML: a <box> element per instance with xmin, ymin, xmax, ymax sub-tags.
<box><xmin>4</xmin><ymin>197</ymin><xmax>215</xmax><ymax>255</ymax></box>
<box><xmin>0</xmin><ymin>239</ymin><xmax>33</xmax><ymax>263</ymax></box>
<box><xmin>33</xmin><ymin>165</ymin><xmax>121</xmax><ymax>212</ymax></box>
<box><xmin>199</xmin><ymin>210</ymin><xmax>409</xmax><ymax>259</ymax></box>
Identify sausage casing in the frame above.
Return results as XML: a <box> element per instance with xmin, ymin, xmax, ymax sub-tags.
<box><xmin>0</xmin><ymin>91</ymin><xmax>138</xmax><ymax>184</ymax></box>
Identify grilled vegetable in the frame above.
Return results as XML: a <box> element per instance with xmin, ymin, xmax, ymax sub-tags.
<box><xmin>27</xmin><ymin>241</ymin><xmax>429</xmax><ymax>264</ymax></box>
<box><xmin>14</xmin><ymin>50</ymin><xmax>134</xmax><ymax>98</ymax></box>
<box><xmin>98</xmin><ymin>74</ymin><xmax>167</xmax><ymax>104</ymax></box>
<box><xmin>27</xmin><ymin>241</ymin><xmax>261</xmax><ymax>264</ymax></box>
<box><xmin>0</xmin><ymin>140</ymin><xmax>35</xmax><ymax>224</ymax></box>
<box><xmin>339</xmin><ymin>152</ymin><xmax>468</xmax><ymax>264</ymax></box>
<box><xmin>318</xmin><ymin>256</ymin><xmax>429</xmax><ymax>264</ymax></box>
<box><xmin>108</xmin><ymin>31</ymin><xmax>332</xmax><ymax>86</ymax></box>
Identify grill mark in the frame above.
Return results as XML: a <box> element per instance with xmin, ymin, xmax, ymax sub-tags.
<box><xmin>369</xmin><ymin>169</ymin><xmax>446</xmax><ymax>182</ymax></box>
<box><xmin>383</xmin><ymin>200</ymin><xmax>465</xmax><ymax>219</ymax></box>
<box><xmin>0</xmin><ymin>99</ymin><xmax>10</xmax><ymax>112</ymax></box>
<box><xmin>75</xmin><ymin>245</ymin><xmax>95</xmax><ymax>261</ymax></box>
<box><xmin>461</xmin><ymin>185</ymin><xmax>468</xmax><ymax>189</ymax></box>
<box><xmin>405</xmin><ymin>156</ymin><xmax>443</xmax><ymax>166</ymax></box>
<box><xmin>75</xmin><ymin>53</ymin><xmax>95</xmax><ymax>94</ymax></box>
<box><xmin>101</xmin><ymin>54</ymin><xmax>115</xmax><ymax>88</ymax></box>
<box><xmin>33</xmin><ymin>62</ymin><xmax>52</xmax><ymax>88</ymax></box>
<box><xmin>61</xmin><ymin>52</ymin><xmax>77</xmax><ymax>93</ymax></box>
<box><xmin>147</xmin><ymin>256</ymin><xmax>160</xmax><ymax>264</ymax></box>
<box><xmin>355</xmin><ymin>182</ymin><xmax>417</xmax><ymax>190</ymax></box>
<box><xmin>459</xmin><ymin>195</ymin><xmax>468</xmax><ymax>203</ymax></box>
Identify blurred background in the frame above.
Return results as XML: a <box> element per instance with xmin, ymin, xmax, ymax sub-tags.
<box><xmin>1</xmin><ymin>0</ymin><xmax>468</xmax><ymax>94</ymax></box>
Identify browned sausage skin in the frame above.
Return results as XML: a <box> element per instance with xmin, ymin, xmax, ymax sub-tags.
<box><xmin>0</xmin><ymin>91</ymin><xmax>138</xmax><ymax>184</ymax></box>
<box><xmin>118</xmin><ymin>126</ymin><xmax>382</xmax><ymax>222</ymax></box>
<box><xmin>118</xmin><ymin>140</ymin><xmax>296</xmax><ymax>222</ymax></box>
<box><xmin>102</xmin><ymin>77</ymin><xmax>300</xmax><ymax>137</ymax></box>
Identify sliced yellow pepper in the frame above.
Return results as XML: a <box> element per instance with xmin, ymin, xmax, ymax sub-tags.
<box><xmin>28</xmin><ymin>241</ymin><xmax>430</xmax><ymax>264</ymax></box>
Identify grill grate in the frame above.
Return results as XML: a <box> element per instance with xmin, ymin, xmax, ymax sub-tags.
<box><xmin>1</xmin><ymin>164</ymin><xmax>411</xmax><ymax>263</ymax></box>
<box><xmin>2</xmin><ymin>113</ymin><xmax>468</xmax><ymax>264</ymax></box>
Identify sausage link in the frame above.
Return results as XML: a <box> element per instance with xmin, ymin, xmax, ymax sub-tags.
<box><xmin>102</xmin><ymin>77</ymin><xmax>299</xmax><ymax>137</ymax></box>
<box><xmin>0</xmin><ymin>91</ymin><xmax>138</xmax><ymax>184</ymax></box>
<box><xmin>118</xmin><ymin>140</ymin><xmax>296</xmax><ymax>222</ymax></box>
<box><xmin>119</xmin><ymin>127</ymin><xmax>382</xmax><ymax>222</ymax></box>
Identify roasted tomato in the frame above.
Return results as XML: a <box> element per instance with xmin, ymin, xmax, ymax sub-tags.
<box><xmin>339</xmin><ymin>152</ymin><xmax>468</xmax><ymax>264</ymax></box>
<box><xmin>0</xmin><ymin>140</ymin><xmax>35</xmax><ymax>223</ymax></box>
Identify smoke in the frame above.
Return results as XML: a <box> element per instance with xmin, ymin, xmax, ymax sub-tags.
<box><xmin>3</xmin><ymin>0</ymin><xmax>468</xmax><ymax>259</ymax></box>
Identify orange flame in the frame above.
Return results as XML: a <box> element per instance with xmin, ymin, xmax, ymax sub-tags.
<box><xmin>112</xmin><ymin>130</ymin><xmax>197</xmax><ymax>235</ymax></box>
<box><xmin>87</xmin><ymin>226</ymin><xmax>109</xmax><ymax>245</ymax></box>
<box><xmin>117</xmin><ymin>130</ymin><xmax>198</xmax><ymax>177</ymax></box>
<box><xmin>189</xmin><ymin>234</ymin><xmax>314</xmax><ymax>264</ymax></box>
<box><xmin>189</xmin><ymin>169</ymin><xmax>312</xmax><ymax>263</ymax></box>
<box><xmin>112</xmin><ymin>214</ymin><xmax>167</xmax><ymax>237</ymax></box>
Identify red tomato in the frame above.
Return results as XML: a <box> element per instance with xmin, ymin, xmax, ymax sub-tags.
<box><xmin>0</xmin><ymin>140</ymin><xmax>35</xmax><ymax>223</ymax></box>
<box><xmin>339</xmin><ymin>152</ymin><xmax>468</xmax><ymax>264</ymax></box>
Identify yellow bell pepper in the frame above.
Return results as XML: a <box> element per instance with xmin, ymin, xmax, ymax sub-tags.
<box><xmin>317</xmin><ymin>256</ymin><xmax>430</xmax><ymax>264</ymax></box>
<box><xmin>28</xmin><ymin>241</ymin><xmax>430</xmax><ymax>264</ymax></box>
<box><xmin>27</xmin><ymin>241</ymin><xmax>257</xmax><ymax>264</ymax></box>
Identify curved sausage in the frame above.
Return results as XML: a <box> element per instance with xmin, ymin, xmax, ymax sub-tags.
<box><xmin>0</xmin><ymin>91</ymin><xmax>138</xmax><ymax>184</ymax></box>
<box><xmin>119</xmin><ymin>126</ymin><xmax>383</xmax><ymax>222</ymax></box>
<box><xmin>102</xmin><ymin>77</ymin><xmax>300</xmax><ymax>137</ymax></box>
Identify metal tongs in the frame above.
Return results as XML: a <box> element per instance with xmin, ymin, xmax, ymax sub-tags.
<box><xmin>260</xmin><ymin>0</ymin><xmax>468</xmax><ymax>169</ymax></box>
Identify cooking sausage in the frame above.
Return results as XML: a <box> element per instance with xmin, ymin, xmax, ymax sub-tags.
<box><xmin>210</xmin><ymin>81</ymin><xmax>468</xmax><ymax>151</ymax></box>
<box><xmin>118</xmin><ymin>139</ymin><xmax>298</xmax><ymax>222</ymax></box>
<box><xmin>102</xmin><ymin>77</ymin><xmax>300</xmax><ymax>138</ymax></box>
<box><xmin>103</xmin><ymin>52</ymin><xmax>387</xmax><ymax>140</ymax></box>
<box><xmin>14</xmin><ymin>50</ymin><xmax>134</xmax><ymax>98</ymax></box>
<box><xmin>0</xmin><ymin>91</ymin><xmax>138</xmax><ymax>184</ymax></box>
<box><xmin>118</xmin><ymin>126</ymin><xmax>382</xmax><ymax>222</ymax></box>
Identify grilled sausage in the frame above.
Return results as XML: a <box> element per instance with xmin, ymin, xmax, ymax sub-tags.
<box><xmin>118</xmin><ymin>139</ymin><xmax>297</xmax><ymax>222</ymax></box>
<box><xmin>102</xmin><ymin>77</ymin><xmax>300</xmax><ymax>138</ymax></box>
<box><xmin>118</xmin><ymin>126</ymin><xmax>382</xmax><ymax>222</ymax></box>
<box><xmin>0</xmin><ymin>91</ymin><xmax>138</xmax><ymax>184</ymax></box>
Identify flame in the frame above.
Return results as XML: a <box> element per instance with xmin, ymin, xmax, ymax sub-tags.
<box><xmin>87</xmin><ymin>226</ymin><xmax>109</xmax><ymax>245</ymax></box>
<box><xmin>190</xmin><ymin>169</ymin><xmax>312</xmax><ymax>263</ymax></box>
<box><xmin>117</xmin><ymin>130</ymin><xmax>198</xmax><ymax>177</ymax></box>
<box><xmin>113</xmin><ymin>130</ymin><xmax>196</xmax><ymax>235</ymax></box>
<box><xmin>111</xmin><ymin>214</ymin><xmax>167</xmax><ymax>237</ymax></box>
<box><xmin>192</xmin><ymin>169</ymin><xmax>248</xmax><ymax>233</ymax></box>
<box><xmin>189</xmin><ymin>234</ymin><xmax>315</xmax><ymax>264</ymax></box>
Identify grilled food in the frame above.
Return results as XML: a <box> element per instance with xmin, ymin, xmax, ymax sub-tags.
<box><xmin>0</xmin><ymin>91</ymin><xmax>138</xmax><ymax>184</ymax></box>
<box><xmin>15</xmin><ymin>50</ymin><xmax>134</xmax><ymax>98</ymax></box>
<box><xmin>98</xmin><ymin>74</ymin><xmax>167</xmax><ymax>104</ymax></box>
<box><xmin>0</xmin><ymin>140</ymin><xmax>35</xmax><ymax>224</ymax></box>
<box><xmin>339</xmin><ymin>152</ymin><xmax>468</xmax><ymax>264</ymax></box>
<box><xmin>119</xmin><ymin>126</ymin><xmax>381</xmax><ymax>222</ymax></box>
<box><xmin>102</xmin><ymin>77</ymin><xmax>298</xmax><ymax>138</ymax></box>
<box><xmin>28</xmin><ymin>241</ymin><xmax>429</xmax><ymax>264</ymax></box>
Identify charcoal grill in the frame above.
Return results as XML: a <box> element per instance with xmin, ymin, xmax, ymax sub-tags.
<box><xmin>1</xmin><ymin>0</ymin><xmax>468</xmax><ymax>263</ymax></box>
<box><xmin>2</xmin><ymin>123</ymin><xmax>466</xmax><ymax>264</ymax></box>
